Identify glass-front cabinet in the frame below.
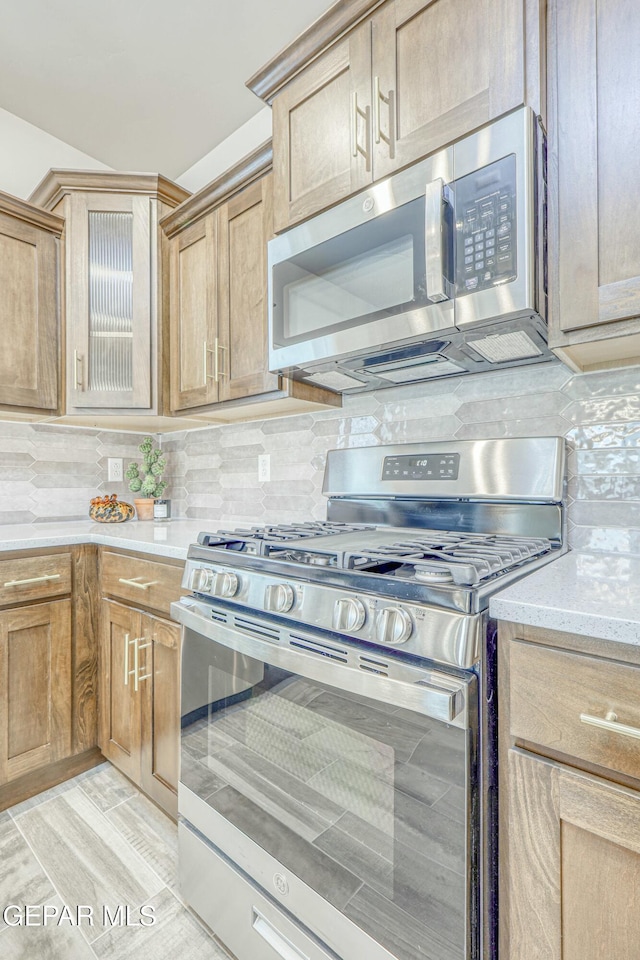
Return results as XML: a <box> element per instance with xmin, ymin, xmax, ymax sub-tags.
<box><xmin>29</xmin><ymin>171</ymin><xmax>190</xmax><ymax>416</ymax></box>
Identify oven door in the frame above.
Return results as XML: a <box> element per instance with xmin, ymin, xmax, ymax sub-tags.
<box><xmin>174</xmin><ymin>599</ymin><xmax>478</xmax><ymax>960</ymax></box>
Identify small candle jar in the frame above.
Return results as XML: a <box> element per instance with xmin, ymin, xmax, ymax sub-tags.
<box><xmin>153</xmin><ymin>499</ymin><xmax>171</xmax><ymax>521</ymax></box>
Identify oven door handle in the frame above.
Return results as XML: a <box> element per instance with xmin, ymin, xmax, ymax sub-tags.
<box><xmin>172</xmin><ymin>599</ymin><xmax>471</xmax><ymax>729</ymax></box>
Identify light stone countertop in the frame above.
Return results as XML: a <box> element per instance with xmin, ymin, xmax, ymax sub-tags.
<box><xmin>0</xmin><ymin>519</ymin><xmax>212</xmax><ymax>561</ymax></box>
<box><xmin>490</xmin><ymin>551</ymin><xmax>640</xmax><ymax>645</ymax></box>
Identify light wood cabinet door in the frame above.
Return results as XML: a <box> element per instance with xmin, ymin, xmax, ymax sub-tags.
<box><xmin>506</xmin><ymin>748</ymin><xmax>640</xmax><ymax>960</ymax></box>
<box><xmin>0</xmin><ymin>210</ymin><xmax>59</xmax><ymax>411</ymax></box>
<box><xmin>218</xmin><ymin>175</ymin><xmax>279</xmax><ymax>401</ymax></box>
<box><xmin>66</xmin><ymin>192</ymin><xmax>153</xmax><ymax>412</ymax></box>
<box><xmin>169</xmin><ymin>212</ymin><xmax>219</xmax><ymax>411</ymax></box>
<box><xmin>371</xmin><ymin>0</ymin><xmax>524</xmax><ymax>179</ymax></box>
<box><xmin>272</xmin><ymin>24</ymin><xmax>372</xmax><ymax>232</ymax></box>
<box><xmin>99</xmin><ymin>600</ymin><xmax>141</xmax><ymax>783</ymax></box>
<box><xmin>0</xmin><ymin>600</ymin><xmax>72</xmax><ymax>784</ymax></box>
<box><xmin>139</xmin><ymin>613</ymin><xmax>180</xmax><ymax>817</ymax></box>
<box><xmin>551</xmin><ymin>0</ymin><xmax>640</xmax><ymax>337</ymax></box>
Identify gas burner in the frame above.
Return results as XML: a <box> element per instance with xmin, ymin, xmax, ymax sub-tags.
<box><xmin>414</xmin><ymin>568</ymin><xmax>455</xmax><ymax>584</ymax></box>
<box><xmin>264</xmin><ymin>548</ymin><xmax>339</xmax><ymax>568</ymax></box>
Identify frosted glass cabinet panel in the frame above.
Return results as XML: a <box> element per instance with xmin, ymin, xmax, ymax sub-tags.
<box><xmin>67</xmin><ymin>193</ymin><xmax>152</xmax><ymax>411</ymax></box>
<box><xmin>88</xmin><ymin>211</ymin><xmax>134</xmax><ymax>393</ymax></box>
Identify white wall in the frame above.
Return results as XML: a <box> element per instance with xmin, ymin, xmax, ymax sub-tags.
<box><xmin>176</xmin><ymin>107</ymin><xmax>272</xmax><ymax>193</ymax></box>
<box><xmin>0</xmin><ymin>106</ymin><xmax>111</xmax><ymax>199</ymax></box>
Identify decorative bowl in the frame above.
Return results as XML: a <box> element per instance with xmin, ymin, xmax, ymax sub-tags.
<box><xmin>89</xmin><ymin>496</ymin><xmax>135</xmax><ymax>523</ymax></box>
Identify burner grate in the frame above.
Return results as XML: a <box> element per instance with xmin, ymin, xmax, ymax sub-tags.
<box><xmin>199</xmin><ymin>521</ymin><xmax>374</xmax><ymax>551</ymax></box>
<box><xmin>344</xmin><ymin>533</ymin><xmax>553</xmax><ymax>586</ymax></box>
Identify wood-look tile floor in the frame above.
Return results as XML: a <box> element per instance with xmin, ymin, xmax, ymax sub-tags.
<box><xmin>0</xmin><ymin>763</ymin><xmax>232</xmax><ymax>960</ymax></box>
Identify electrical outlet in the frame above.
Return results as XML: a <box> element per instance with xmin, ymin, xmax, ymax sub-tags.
<box><xmin>258</xmin><ymin>454</ymin><xmax>271</xmax><ymax>482</ymax></box>
<box><xmin>107</xmin><ymin>458</ymin><xmax>124</xmax><ymax>483</ymax></box>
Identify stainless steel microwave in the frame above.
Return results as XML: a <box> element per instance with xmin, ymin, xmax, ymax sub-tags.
<box><xmin>268</xmin><ymin>107</ymin><xmax>551</xmax><ymax>393</ymax></box>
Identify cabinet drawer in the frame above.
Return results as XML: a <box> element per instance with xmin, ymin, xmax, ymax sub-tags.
<box><xmin>101</xmin><ymin>552</ymin><xmax>185</xmax><ymax>616</ymax></box>
<box><xmin>0</xmin><ymin>553</ymin><xmax>71</xmax><ymax>607</ymax></box>
<box><xmin>509</xmin><ymin>640</ymin><xmax>640</xmax><ymax>781</ymax></box>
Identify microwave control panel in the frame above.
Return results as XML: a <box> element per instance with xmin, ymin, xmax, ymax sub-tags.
<box><xmin>455</xmin><ymin>154</ymin><xmax>517</xmax><ymax>296</ymax></box>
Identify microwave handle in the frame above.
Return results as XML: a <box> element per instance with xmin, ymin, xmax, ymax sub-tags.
<box><xmin>425</xmin><ymin>178</ymin><xmax>449</xmax><ymax>303</ymax></box>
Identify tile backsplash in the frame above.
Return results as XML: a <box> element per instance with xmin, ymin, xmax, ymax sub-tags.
<box><xmin>1</xmin><ymin>359</ymin><xmax>640</xmax><ymax>555</ymax></box>
<box><xmin>161</xmin><ymin>360</ymin><xmax>640</xmax><ymax>556</ymax></box>
<box><xmin>0</xmin><ymin>423</ymin><xmax>146</xmax><ymax>524</ymax></box>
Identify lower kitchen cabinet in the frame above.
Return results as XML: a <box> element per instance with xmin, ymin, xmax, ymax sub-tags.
<box><xmin>99</xmin><ymin>600</ymin><xmax>142</xmax><ymax>783</ymax></box>
<box><xmin>99</xmin><ymin>562</ymin><xmax>182</xmax><ymax>819</ymax></box>
<box><xmin>507</xmin><ymin>748</ymin><xmax>640</xmax><ymax>960</ymax></box>
<box><xmin>499</xmin><ymin>621</ymin><xmax>640</xmax><ymax>960</ymax></box>
<box><xmin>0</xmin><ymin>599</ymin><xmax>72</xmax><ymax>783</ymax></box>
<box><xmin>139</xmin><ymin>612</ymin><xmax>180</xmax><ymax>816</ymax></box>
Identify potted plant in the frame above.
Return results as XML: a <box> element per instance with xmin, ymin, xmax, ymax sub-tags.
<box><xmin>126</xmin><ymin>436</ymin><xmax>167</xmax><ymax>520</ymax></box>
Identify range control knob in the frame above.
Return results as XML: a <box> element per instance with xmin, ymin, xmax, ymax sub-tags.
<box><xmin>265</xmin><ymin>583</ymin><xmax>295</xmax><ymax>613</ymax></box>
<box><xmin>375</xmin><ymin>606</ymin><xmax>413</xmax><ymax>645</ymax></box>
<box><xmin>212</xmin><ymin>572</ymin><xmax>239</xmax><ymax>598</ymax></box>
<box><xmin>191</xmin><ymin>567</ymin><xmax>214</xmax><ymax>593</ymax></box>
<box><xmin>333</xmin><ymin>597</ymin><xmax>366</xmax><ymax>633</ymax></box>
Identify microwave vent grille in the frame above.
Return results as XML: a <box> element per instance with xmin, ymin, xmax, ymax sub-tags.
<box><xmin>303</xmin><ymin>370</ymin><xmax>365</xmax><ymax>391</ymax></box>
<box><xmin>468</xmin><ymin>330</ymin><xmax>543</xmax><ymax>363</ymax></box>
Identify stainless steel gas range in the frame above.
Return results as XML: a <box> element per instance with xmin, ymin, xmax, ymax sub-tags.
<box><xmin>171</xmin><ymin>437</ymin><xmax>566</xmax><ymax>960</ymax></box>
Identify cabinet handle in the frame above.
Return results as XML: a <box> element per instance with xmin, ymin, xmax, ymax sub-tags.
<box><xmin>580</xmin><ymin>711</ymin><xmax>640</xmax><ymax>740</ymax></box>
<box><xmin>213</xmin><ymin>336</ymin><xmax>220</xmax><ymax>382</ymax></box>
<box><xmin>4</xmin><ymin>573</ymin><xmax>61</xmax><ymax>587</ymax></box>
<box><xmin>118</xmin><ymin>577</ymin><xmax>158</xmax><ymax>591</ymax></box>
<box><xmin>217</xmin><ymin>340</ymin><xmax>226</xmax><ymax>379</ymax></box>
<box><xmin>74</xmin><ymin>350</ymin><xmax>84</xmax><ymax>390</ymax></box>
<box><xmin>133</xmin><ymin>637</ymin><xmax>152</xmax><ymax>692</ymax></box>
<box><xmin>373</xmin><ymin>76</ymin><xmax>395</xmax><ymax>157</ymax></box>
<box><xmin>350</xmin><ymin>91</ymin><xmax>358</xmax><ymax>158</ymax></box>
<box><xmin>123</xmin><ymin>632</ymin><xmax>136</xmax><ymax>686</ymax></box>
<box><xmin>203</xmin><ymin>340</ymin><xmax>217</xmax><ymax>383</ymax></box>
<box><xmin>350</xmin><ymin>92</ymin><xmax>371</xmax><ymax>169</ymax></box>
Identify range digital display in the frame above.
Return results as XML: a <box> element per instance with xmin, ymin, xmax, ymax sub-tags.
<box><xmin>382</xmin><ymin>454</ymin><xmax>460</xmax><ymax>481</ymax></box>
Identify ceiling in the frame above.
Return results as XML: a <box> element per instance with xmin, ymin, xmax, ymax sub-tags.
<box><xmin>0</xmin><ymin>0</ymin><xmax>334</xmax><ymax>178</ymax></box>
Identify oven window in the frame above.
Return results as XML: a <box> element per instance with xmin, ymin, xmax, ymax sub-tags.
<box><xmin>181</xmin><ymin>638</ymin><xmax>471</xmax><ymax>960</ymax></box>
<box><xmin>271</xmin><ymin>196</ymin><xmax>428</xmax><ymax>346</ymax></box>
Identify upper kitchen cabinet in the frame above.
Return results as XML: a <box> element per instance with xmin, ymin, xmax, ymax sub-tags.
<box><xmin>248</xmin><ymin>0</ymin><xmax>543</xmax><ymax>232</ymax></box>
<box><xmin>0</xmin><ymin>190</ymin><xmax>63</xmax><ymax>414</ymax></box>
<box><xmin>161</xmin><ymin>142</ymin><xmax>339</xmax><ymax>420</ymax></box>
<box><xmin>268</xmin><ymin>24</ymin><xmax>372</xmax><ymax>232</ymax></box>
<box><xmin>547</xmin><ymin>0</ymin><xmax>640</xmax><ymax>371</ymax></box>
<box><xmin>29</xmin><ymin>171</ymin><xmax>190</xmax><ymax>417</ymax></box>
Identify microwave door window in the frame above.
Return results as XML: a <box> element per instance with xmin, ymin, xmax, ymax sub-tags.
<box><xmin>272</xmin><ymin>197</ymin><xmax>430</xmax><ymax>346</ymax></box>
<box><xmin>283</xmin><ymin>234</ymin><xmax>414</xmax><ymax>340</ymax></box>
